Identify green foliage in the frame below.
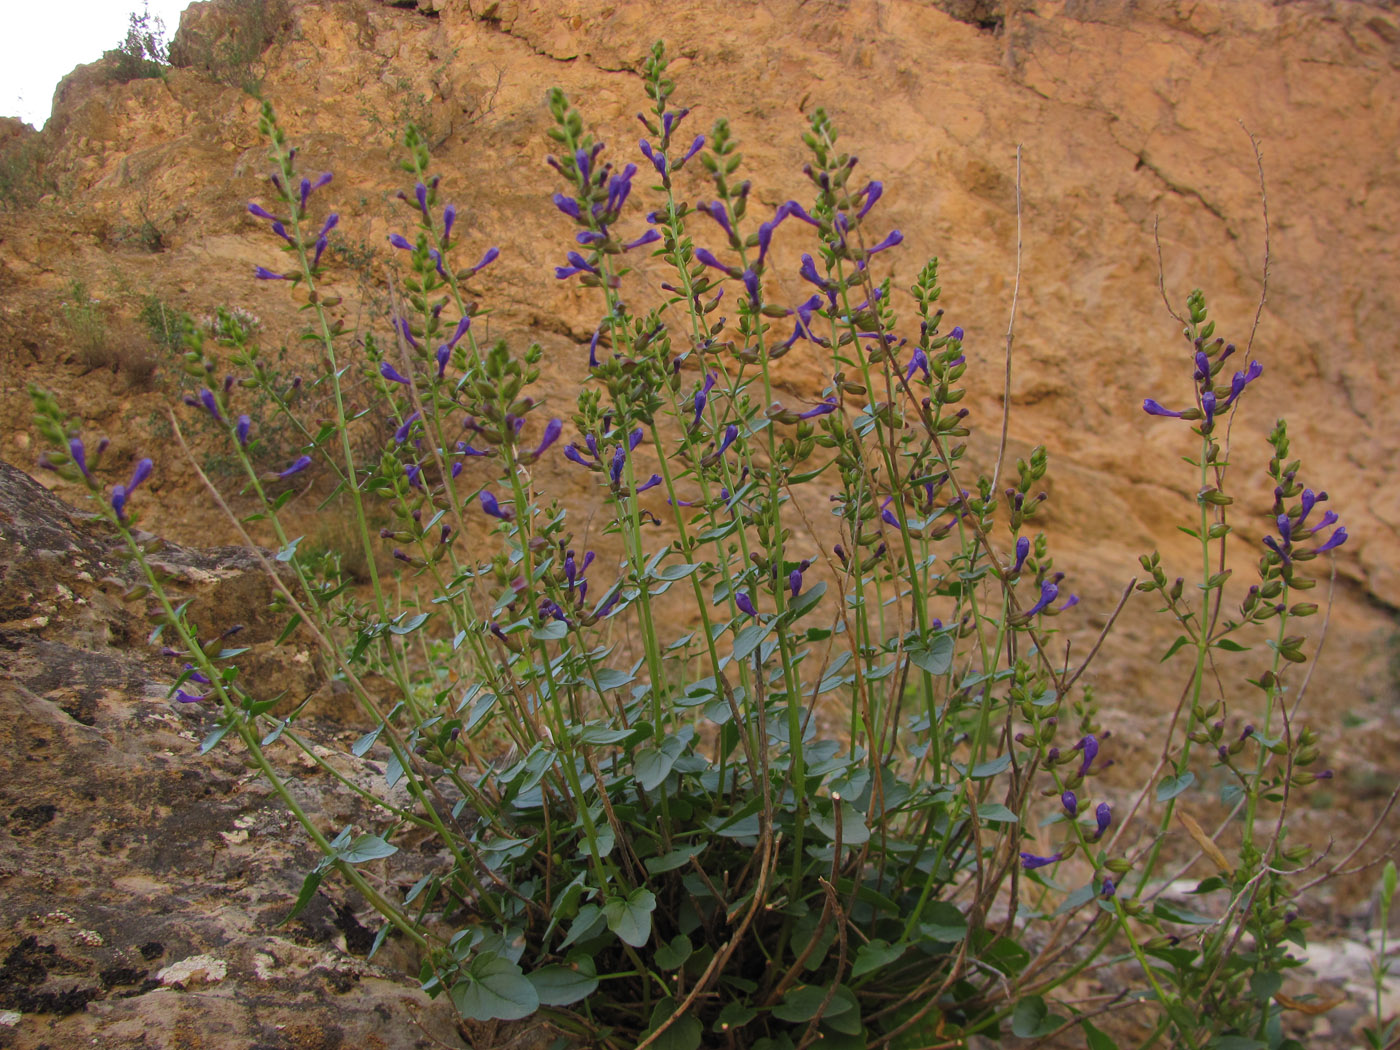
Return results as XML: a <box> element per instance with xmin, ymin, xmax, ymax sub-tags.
<box><xmin>0</xmin><ymin>134</ymin><xmax>50</xmax><ymax>210</ymax></box>
<box><xmin>28</xmin><ymin>44</ymin><xmax>1369</xmax><ymax>1050</ymax></box>
<box><xmin>106</xmin><ymin>4</ymin><xmax>170</xmax><ymax>83</ymax></box>
<box><xmin>171</xmin><ymin>0</ymin><xmax>290</xmax><ymax>95</ymax></box>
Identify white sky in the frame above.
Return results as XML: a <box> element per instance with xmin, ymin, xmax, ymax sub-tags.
<box><xmin>4</xmin><ymin>1</ymin><xmax>192</xmax><ymax>128</ymax></box>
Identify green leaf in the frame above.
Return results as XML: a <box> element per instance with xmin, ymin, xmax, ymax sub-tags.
<box><xmin>388</xmin><ymin>612</ymin><xmax>429</xmax><ymax>635</ymax></box>
<box><xmin>338</xmin><ymin>834</ymin><xmax>397</xmax><ymax>864</ymax></box>
<box><xmin>1214</xmin><ymin>638</ymin><xmax>1250</xmax><ymax>652</ymax></box>
<box><xmin>810</xmin><ymin>800</ymin><xmax>870</xmax><ymax>845</ymax></box>
<box><xmin>1053</xmin><ymin>883</ymin><xmax>1096</xmax><ymax>916</ymax></box>
<box><xmin>351</xmin><ymin>725</ymin><xmax>383</xmax><ymax>757</ymax></box>
<box><xmin>1083</xmin><ymin>1018</ymin><xmax>1119</xmax><ymax>1049</ymax></box>
<box><xmin>646</xmin><ymin>843</ymin><xmax>707</xmax><ymax>875</ymax></box>
<box><xmin>1160</xmin><ymin>634</ymin><xmax>1192</xmax><ymax>662</ymax></box>
<box><xmin>976</xmin><ymin>803</ymin><xmax>1018</xmax><ymax>824</ymax></box>
<box><xmin>635</xmin><ymin>746</ymin><xmax>679</xmax><ymax>791</ymax></box>
<box><xmin>604</xmin><ymin>887</ymin><xmax>656</xmax><ymax>947</ymax></box>
<box><xmin>450</xmin><ymin>953</ymin><xmax>539</xmax><ymax>1021</ymax></box>
<box><xmin>732</xmin><ymin>622</ymin><xmax>770</xmax><ymax>662</ymax></box>
<box><xmin>714</xmin><ymin>1001</ymin><xmax>757</xmax><ymax>1033</ymax></box>
<box><xmin>1212</xmin><ymin>1038</ymin><xmax>1266</xmax><ymax>1050</ymax></box>
<box><xmin>655</xmin><ymin>562</ymin><xmax>703</xmax><ymax>581</ymax></box>
<box><xmin>274</xmin><ymin>612</ymin><xmax>304</xmax><ymax>646</ymax></box>
<box><xmin>199</xmin><ymin>720</ymin><xmax>233</xmax><ymax>754</ymax></box>
<box><xmin>275</xmin><ymin>536</ymin><xmax>303</xmax><ymax>562</ymax></box>
<box><xmin>969</xmin><ymin>754</ymin><xmax>1012</xmax><ymax>779</ymax></box>
<box><xmin>1152</xmin><ymin>900</ymin><xmax>1216</xmax><ymax>925</ymax></box>
<box><xmin>1250</xmin><ymin>971</ymin><xmax>1283</xmax><ymax>1002</ymax></box>
<box><xmin>526</xmin><ymin>961</ymin><xmax>598</xmax><ymax>1006</ymax></box>
<box><xmin>918</xmin><ymin>901</ymin><xmax>967</xmax><ymax>943</ymax></box>
<box><xmin>1156</xmin><ymin>772</ymin><xmax>1196</xmax><ymax>802</ymax></box>
<box><xmin>559</xmin><ymin>903</ymin><xmax>606</xmax><ymax>949</ymax></box>
<box><xmin>908</xmin><ymin>634</ymin><xmax>955</xmax><ymax>675</ymax></box>
<box><xmin>593</xmin><ymin>667</ymin><xmax>635</xmax><ymax>690</ymax></box>
<box><xmin>772</xmin><ymin>984</ymin><xmax>848</xmax><ymax>1024</ymax></box>
<box><xmin>646</xmin><ymin>998</ymin><xmax>703</xmax><ymax>1050</ymax></box>
<box><xmin>532</xmin><ymin>620</ymin><xmax>568</xmax><ymax>641</ymax></box>
<box><xmin>655</xmin><ymin>933</ymin><xmax>692</xmax><ymax>970</ymax></box>
<box><xmin>1011</xmin><ymin>996</ymin><xmax>1057</xmax><ymax>1039</ymax></box>
<box><xmin>851</xmin><ymin>939</ymin><xmax>906</xmax><ymax>977</ymax></box>
<box><xmin>280</xmin><ymin>867</ymin><xmax>325</xmax><ymax>925</ymax></box>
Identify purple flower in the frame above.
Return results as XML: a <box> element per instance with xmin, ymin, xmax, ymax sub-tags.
<box><xmin>789</xmin><ymin>569</ymin><xmax>803</xmax><ymax>597</ymax></box>
<box><xmin>479</xmin><ymin>490</ymin><xmax>512</xmax><ymax>521</ymax></box>
<box><xmin>174</xmin><ymin>688</ymin><xmax>208</xmax><ymax>704</ymax></box>
<box><xmin>247</xmin><ymin>202</ymin><xmax>279</xmax><ymax>222</ymax></box>
<box><xmin>949</xmin><ymin>326</ymin><xmax>965</xmax><ymax>341</ymax></box>
<box><xmin>742</xmin><ymin>269</ymin><xmax>761</xmax><ymax>305</ymax></box>
<box><xmin>1025</xmin><ymin>580</ymin><xmax>1059</xmax><ymax>617</ymax></box>
<box><xmin>1221</xmin><ymin>359</ymin><xmax>1264</xmax><ymax>408</ymax></box>
<box><xmin>1093</xmin><ymin>802</ymin><xmax>1112</xmax><ymax>840</ymax></box>
<box><xmin>694</xmin><ymin>248</ymin><xmax>737</xmax><ymax>277</ymax></box>
<box><xmin>1194</xmin><ymin>350</ymin><xmax>1212</xmax><ymax>381</ymax></box>
<box><xmin>1078</xmin><ymin>734</ymin><xmax>1100</xmax><ymax>776</ymax></box>
<box><xmin>555</xmin><ymin>251</ymin><xmax>600</xmax><ymax>280</ymax></box>
<box><xmin>110</xmin><ymin>485</ymin><xmax>128</xmax><ymax>520</ymax></box>
<box><xmin>695</xmin><ymin>201</ymin><xmax>734</xmax><ymax>240</ymax></box>
<box><xmin>182</xmin><ymin>663</ymin><xmax>211</xmax><ymax>685</ymax></box>
<box><xmin>856</xmin><ymin>181</ymin><xmax>883</xmax><ymax>220</ymax></box>
<box><xmin>442</xmin><ymin>204</ymin><xmax>457</xmax><ymax>242</ymax></box>
<box><xmin>198</xmin><ymin>389</ymin><xmax>223</xmax><ymax>423</ymax></box>
<box><xmin>68</xmin><ymin>438</ymin><xmax>91</xmax><ymax>481</ymax></box>
<box><xmin>127</xmin><ymin>458</ymin><xmax>153</xmax><ymax>493</ymax></box>
<box><xmin>735</xmin><ymin>592</ymin><xmax>758</xmax><ymax>617</ymax></box>
<box><xmin>1020</xmin><ymin>851</ymin><xmax>1063</xmax><ymax>871</ymax></box>
<box><xmin>905</xmin><ymin>347</ymin><xmax>930</xmax><ymax>382</ymax></box>
<box><xmin>798</xmin><ymin>399</ymin><xmax>838</xmax><ymax>420</ymax></box>
<box><xmin>1012</xmin><ymin>536</ymin><xmax>1030</xmax><ymax>574</ymax></box>
<box><xmin>635</xmin><ymin>474</ymin><xmax>662</xmax><ymax>493</ymax></box>
<box><xmin>531</xmin><ymin>418</ymin><xmax>563</xmax><ymax>459</ymax></box>
<box><xmin>610</xmin><ymin>446</ymin><xmax>626</xmax><ymax>485</ymax></box>
<box><xmin>623</xmin><ymin>230</ymin><xmax>661</xmax><ymax>252</ymax></box>
<box><xmin>235</xmin><ymin>416</ymin><xmax>251</xmax><ymax>448</ymax></box>
<box><xmin>277</xmin><ymin>455</ymin><xmax>312</xmax><ymax>479</ymax></box>
<box><xmin>380</xmin><ymin>361</ymin><xmax>411</xmax><ymax>386</ymax></box>
<box><xmin>715</xmin><ymin>424</ymin><xmax>738</xmax><ymax>457</ymax></box>
<box><xmin>1201</xmin><ymin>390</ymin><xmax>1217</xmax><ymax>428</ymax></box>
<box><xmin>553</xmin><ymin>193</ymin><xmax>582</xmax><ymax>221</ymax></box>
<box><xmin>881</xmin><ymin>497</ymin><xmax>900</xmax><ymax>528</ymax></box>
<box><xmin>867</xmin><ymin>230</ymin><xmax>903</xmax><ymax>256</ymax></box>
<box><xmin>254</xmin><ymin>266</ymin><xmax>286</xmax><ymax>280</ymax></box>
<box><xmin>1142</xmin><ymin>399</ymin><xmax>1185</xmax><ymax>418</ymax></box>
<box><xmin>661</xmin><ymin>108</ymin><xmax>688</xmax><ymax>138</ymax></box>
<box><xmin>468</xmin><ymin>246</ymin><xmax>500</xmax><ymax>275</ymax></box>
<box><xmin>639</xmin><ymin>139</ymin><xmax>666</xmax><ymax>176</ymax></box>
<box><xmin>594</xmin><ymin>587</ymin><xmax>622</xmax><ymax>620</ymax></box>
<box><xmin>693</xmin><ymin>373</ymin><xmax>717</xmax><ymax>427</ymax></box>
<box><xmin>678</xmin><ymin>135</ymin><xmax>705</xmax><ymax>165</ymax></box>
<box><xmin>1061</xmin><ymin>790</ymin><xmax>1078</xmax><ymax>817</ymax></box>
<box><xmin>1314</xmin><ymin>526</ymin><xmax>1347</xmax><ymax>553</ymax></box>
<box><xmin>1100</xmin><ymin>878</ymin><xmax>1116</xmax><ymax>899</ymax></box>
<box><xmin>394</xmin><ymin>411</ymin><xmax>421</xmax><ymax>445</ymax></box>
<box><xmin>605</xmin><ymin>163</ymin><xmax>638</xmax><ymax>215</ymax></box>
<box><xmin>389</xmin><ymin>233</ymin><xmax>414</xmax><ymax>252</ymax></box>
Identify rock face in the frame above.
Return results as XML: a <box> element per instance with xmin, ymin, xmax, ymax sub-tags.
<box><xmin>0</xmin><ymin>0</ymin><xmax>1397</xmax><ymax>1043</ymax></box>
<box><xmin>0</xmin><ymin>461</ymin><xmax>463</xmax><ymax>1049</ymax></box>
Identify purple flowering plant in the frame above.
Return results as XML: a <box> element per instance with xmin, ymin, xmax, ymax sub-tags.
<box><xmin>28</xmin><ymin>42</ymin><xmax>1365</xmax><ymax>1050</ymax></box>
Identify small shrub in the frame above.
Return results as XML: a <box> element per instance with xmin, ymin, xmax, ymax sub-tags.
<box><xmin>171</xmin><ymin>0</ymin><xmax>290</xmax><ymax>95</ymax></box>
<box><xmin>31</xmin><ymin>42</ymin><xmax>1386</xmax><ymax>1050</ymax></box>
<box><xmin>106</xmin><ymin>4</ymin><xmax>170</xmax><ymax>83</ymax></box>
<box><xmin>0</xmin><ymin>134</ymin><xmax>50</xmax><ymax>211</ymax></box>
